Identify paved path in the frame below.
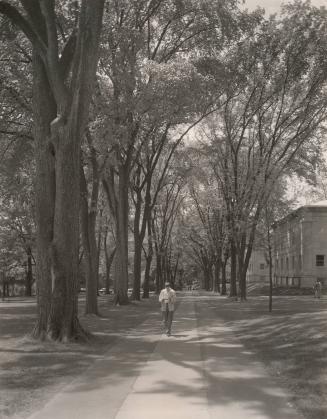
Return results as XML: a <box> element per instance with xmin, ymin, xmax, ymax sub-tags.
<box><xmin>28</xmin><ymin>294</ymin><xmax>302</xmax><ymax>419</ymax></box>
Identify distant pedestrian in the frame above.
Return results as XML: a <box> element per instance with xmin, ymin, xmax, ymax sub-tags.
<box><xmin>314</xmin><ymin>279</ymin><xmax>322</xmax><ymax>299</ymax></box>
<box><xmin>159</xmin><ymin>281</ymin><xmax>176</xmax><ymax>336</ymax></box>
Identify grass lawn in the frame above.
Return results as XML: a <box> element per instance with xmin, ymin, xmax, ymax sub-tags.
<box><xmin>0</xmin><ymin>295</ymin><xmax>159</xmax><ymax>419</ymax></box>
<box><xmin>212</xmin><ymin>295</ymin><xmax>327</xmax><ymax>419</ymax></box>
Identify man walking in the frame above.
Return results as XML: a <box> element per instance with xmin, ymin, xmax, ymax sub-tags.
<box><xmin>314</xmin><ymin>279</ymin><xmax>322</xmax><ymax>299</ymax></box>
<box><xmin>159</xmin><ymin>281</ymin><xmax>176</xmax><ymax>336</ymax></box>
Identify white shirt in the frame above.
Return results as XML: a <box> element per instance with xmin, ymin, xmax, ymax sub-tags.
<box><xmin>159</xmin><ymin>288</ymin><xmax>176</xmax><ymax>311</ymax></box>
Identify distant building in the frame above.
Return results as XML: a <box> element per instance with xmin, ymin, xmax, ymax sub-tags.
<box><xmin>246</xmin><ymin>250</ymin><xmax>270</xmax><ymax>283</ymax></box>
<box><xmin>272</xmin><ymin>200</ymin><xmax>327</xmax><ymax>288</ymax></box>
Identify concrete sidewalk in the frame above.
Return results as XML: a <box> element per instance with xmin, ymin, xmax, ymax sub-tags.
<box><xmin>28</xmin><ymin>295</ymin><xmax>302</xmax><ymax>419</ymax></box>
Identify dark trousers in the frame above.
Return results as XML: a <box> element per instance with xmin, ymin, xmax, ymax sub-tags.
<box><xmin>162</xmin><ymin>304</ymin><xmax>174</xmax><ymax>333</ymax></box>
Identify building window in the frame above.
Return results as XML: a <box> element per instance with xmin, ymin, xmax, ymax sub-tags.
<box><xmin>316</xmin><ymin>255</ymin><xmax>325</xmax><ymax>267</ymax></box>
<box><xmin>260</xmin><ymin>263</ymin><xmax>265</xmax><ymax>270</ymax></box>
<box><xmin>298</xmin><ymin>255</ymin><xmax>302</xmax><ymax>270</ymax></box>
<box><xmin>292</xmin><ymin>256</ymin><xmax>295</xmax><ymax>270</ymax></box>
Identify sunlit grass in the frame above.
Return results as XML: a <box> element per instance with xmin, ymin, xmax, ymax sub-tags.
<box><xmin>208</xmin><ymin>295</ymin><xmax>327</xmax><ymax>419</ymax></box>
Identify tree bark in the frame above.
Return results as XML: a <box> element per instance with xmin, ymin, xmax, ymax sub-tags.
<box><xmin>132</xmin><ymin>169</ymin><xmax>152</xmax><ymax>300</ymax></box>
<box><xmin>155</xmin><ymin>253</ymin><xmax>162</xmax><ymax>293</ymax></box>
<box><xmin>238</xmin><ymin>211</ymin><xmax>260</xmax><ymax>301</ymax></box>
<box><xmin>46</xmin><ymin>130</ymin><xmax>81</xmax><ymax>341</ymax></box>
<box><xmin>25</xmin><ymin>246</ymin><xmax>33</xmax><ymax>297</ymax></box>
<box><xmin>202</xmin><ymin>254</ymin><xmax>212</xmax><ymax>291</ymax></box>
<box><xmin>143</xmin><ymin>255</ymin><xmax>152</xmax><ymax>298</ymax></box>
<box><xmin>113</xmin><ymin>165</ymin><xmax>129</xmax><ymax>304</ymax></box>
<box><xmin>9</xmin><ymin>0</ymin><xmax>107</xmax><ymax>341</ymax></box>
<box><xmin>267</xmin><ymin>219</ymin><xmax>273</xmax><ymax>312</ymax></box>
<box><xmin>229</xmin><ymin>239</ymin><xmax>238</xmax><ymax>297</ymax></box>
<box><xmin>143</xmin><ymin>217</ymin><xmax>153</xmax><ymax>298</ymax></box>
<box><xmin>104</xmin><ymin>245</ymin><xmax>116</xmax><ymax>294</ymax></box>
<box><xmin>132</xmin><ymin>187</ymin><xmax>142</xmax><ymax>301</ymax></box>
<box><xmin>172</xmin><ymin>255</ymin><xmax>180</xmax><ymax>287</ymax></box>
<box><xmin>96</xmin><ymin>211</ymin><xmax>103</xmax><ymax>294</ymax></box>
<box><xmin>214</xmin><ymin>258</ymin><xmax>221</xmax><ymax>293</ymax></box>
<box><xmin>80</xmin><ymin>164</ymin><xmax>99</xmax><ymax>315</ymax></box>
<box><xmin>32</xmin><ymin>50</ymin><xmax>56</xmax><ymax>340</ymax></box>
<box><xmin>221</xmin><ymin>259</ymin><xmax>227</xmax><ymax>295</ymax></box>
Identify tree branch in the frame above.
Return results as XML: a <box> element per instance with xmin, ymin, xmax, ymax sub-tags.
<box><xmin>59</xmin><ymin>30</ymin><xmax>77</xmax><ymax>80</ymax></box>
<box><xmin>0</xmin><ymin>1</ymin><xmax>47</xmax><ymax>60</ymax></box>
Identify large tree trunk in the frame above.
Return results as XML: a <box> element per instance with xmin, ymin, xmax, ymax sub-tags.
<box><xmin>132</xmin><ymin>176</ymin><xmax>151</xmax><ymax>300</ymax></box>
<box><xmin>155</xmin><ymin>253</ymin><xmax>162</xmax><ymax>293</ymax></box>
<box><xmin>32</xmin><ymin>52</ymin><xmax>56</xmax><ymax>339</ymax></box>
<box><xmin>46</xmin><ymin>130</ymin><xmax>82</xmax><ymax>341</ymax></box>
<box><xmin>164</xmin><ymin>254</ymin><xmax>169</xmax><ymax>284</ymax></box>
<box><xmin>238</xmin><ymin>230</ymin><xmax>248</xmax><ymax>301</ymax></box>
<box><xmin>239</xmin><ymin>223</ymin><xmax>257</xmax><ymax>301</ymax></box>
<box><xmin>96</xmin><ymin>211</ymin><xmax>103</xmax><ymax>294</ymax></box>
<box><xmin>172</xmin><ymin>255</ymin><xmax>180</xmax><ymax>287</ymax></box>
<box><xmin>143</xmin><ymin>254</ymin><xmax>152</xmax><ymax>298</ymax></box>
<box><xmin>83</xmin><ymin>229</ymin><xmax>99</xmax><ymax>314</ymax></box>
<box><xmin>202</xmin><ymin>257</ymin><xmax>211</xmax><ymax>291</ymax></box>
<box><xmin>267</xmin><ymin>219</ymin><xmax>273</xmax><ymax>312</ymax></box>
<box><xmin>80</xmin><ymin>165</ymin><xmax>99</xmax><ymax>315</ymax></box>
<box><xmin>25</xmin><ymin>246</ymin><xmax>34</xmax><ymax>297</ymax></box>
<box><xmin>210</xmin><ymin>264</ymin><xmax>214</xmax><ymax>291</ymax></box>
<box><xmin>239</xmin><ymin>269</ymin><xmax>247</xmax><ymax>301</ymax></box>
<box><xmin>132</xmin><ymin>189</ymin><xmax>142</xmax><ymax>301</ymax></box>
<box><xmin>132</xmin><ymin>236</ymin><xmax>142</xmax><ymax>300</ymax></box>
<box><xmin>268</xmin><ymin>243</ymin><xmax>273</xmax><ymax>312</ymax></box>
<box><xmin>238</xmin><ymin>241</ymin><xmax>247</xmax><ymax>302</ymax></box>
<box><xmin>0</xmin><ymin>0</ymin><xmax>105</xmax><ymax>340</ymax></box>
<box><xmin>113</xmin><ymin>166</ymin><xmax>129</xmax><ymax>305</ymax></box>
<box><xmin>229</xmin><ymin>240</ymin><xmax>238</xmax><ymax>297</ymax></box>
<box><xmin>142</xmin><ymin>217</ymin><xmax>153</xmax><ymax>299</ymax></box>
<box><xmin>221</xmin><ymin>259</ymin><xmax>227</xmax><ymax>295</ymax></box>
<box><xmin>214</xmin><ymin>258</ymin><xmax>221</xmax><ymax>293</ymax></box>
<box><xmin>27</xmin><ymin>0</ymin><xmax>105</xmax><ymax>341</ymax></box>
<box><xmin>105</xmin><ymin>245</ymin><xmax>116</xmax><ymax>294</ymax></box>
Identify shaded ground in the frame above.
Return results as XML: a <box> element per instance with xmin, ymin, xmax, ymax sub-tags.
<box><xmin>15</xmin><ymin>295</ymin><xmax>302</xmax><ymax>419</ymax></box>
<box><xmin>195</xmin><ymin>294</ymin><xmax>327</xmax><ymax>419</ymax></box>
<box><xmin>0</xmin><ymin>295</ymin><xmax>159</xmax><ymax>419</ymax></box>
<box><xmin>1</xmin><ymin>293</ymin><xmax>326</xmax><ymax>419</ymax></box>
